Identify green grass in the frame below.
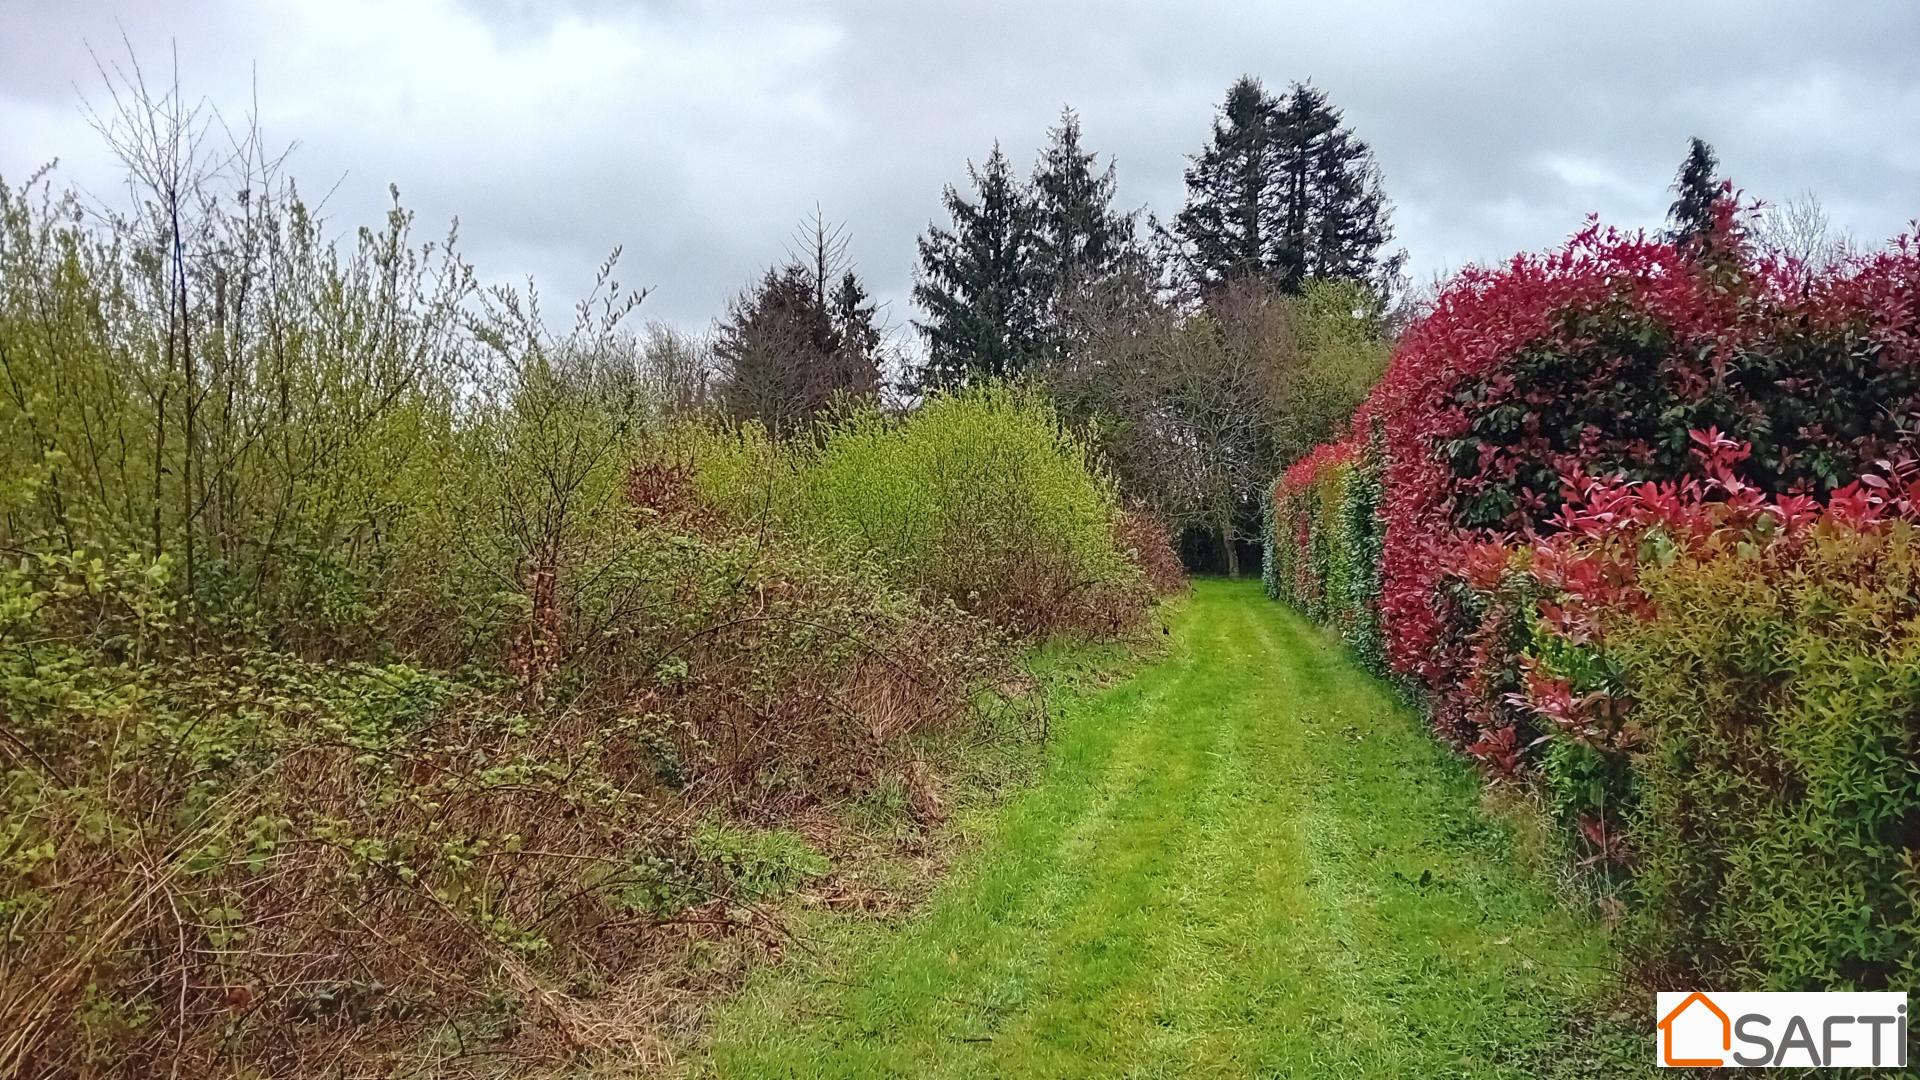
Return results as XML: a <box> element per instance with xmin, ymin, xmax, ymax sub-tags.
<box><xmin>704</xmin><ymin>580</ymin><xmax>1646</xmax><ymax>1078</ymax></box>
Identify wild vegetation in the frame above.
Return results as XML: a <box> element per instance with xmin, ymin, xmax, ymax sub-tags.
<box><xmin>1266</xmin><ymin>147</ymin><xmax>1920</xmax><ymax>991</ymax></box>
<box><xmin>909</xmin><ymin>84</ymin><xmax>1398</xmax><ymax>573</ymax></box>
<box><xmin>0</xmin><ymin>65</ymin><xmax>1179</xmax><ymax>1076</ymax></box>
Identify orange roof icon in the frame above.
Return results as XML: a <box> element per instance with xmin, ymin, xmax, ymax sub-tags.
<box><xmin>1658</xmin><ymin>992</ymin><xmax>1730</xmax><ymax>1067</ymax></box>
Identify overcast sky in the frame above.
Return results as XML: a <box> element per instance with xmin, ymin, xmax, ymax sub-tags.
<box><xmin>4</xmin><ymin>0</ymin><xmax>1918</xmax><ymax>335</ymax></box>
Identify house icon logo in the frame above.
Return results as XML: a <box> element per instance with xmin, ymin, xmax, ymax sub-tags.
<box><xmin>1656</xmin><ymin>989</ymin><xmax>1909</xmax><ymax>1068</ymax></box>
<box><xmin>1659</xmin><ymin>991</ymin><xmax>1731</xmax><ymax>1067</ymax></box>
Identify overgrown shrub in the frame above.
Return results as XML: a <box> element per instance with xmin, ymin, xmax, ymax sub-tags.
<box><xmin>0</xmin><ymin>119</ymin><xmax>1050</xmax><ymax>1072</ymax></box>
<box><xmin>690</xmin><ymin>384</ymin><xmax>1163</xmax><ymax>636</ymax></box>
<box><xmin>0</xmin><ymin>492</ymin><xmax>1007</xmax><ymax>1075</ymax></box>
<box><xmin>1114</xmin><ymin>508</ymin><xmax>1188</xmax><ymax>598</ymax></box>
<box><xmin>0</xmin><ymin>167</ymin><xmax>472</xmax><ymax>648</ymax></box>
<box><xmin>1268</xmin><ymin>279</ymin><xmax>1394</xmax><ymax>466</ymax></box>
<box><xmin>805</xmin><ymin>385</ymin><xmax>1145</xmax><ymax>632</ymax></box>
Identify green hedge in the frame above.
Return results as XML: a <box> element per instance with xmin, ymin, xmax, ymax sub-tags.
<box><xmin>1275</xmin><ymin>462</ymin><xmax>1920</xmax><ymax>989</ymax></box>
<box><xmin>1265</xmin><ymin>425</ymin><xmax>1387</xmax><ymax>674</ymax></box>
<box><xmin>1263</xmin><ymin>213</ymin><xmax>1920</xmax><ymax>991</ymax></box>
<box><xmin>1603</xmin><ymin>524</ymin><xmax>1920</xmax><ymax>989</ymax></box>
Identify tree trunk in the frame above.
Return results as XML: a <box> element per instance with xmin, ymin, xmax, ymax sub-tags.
<box><xmin>1219</xmin><ymin>519</ymin><xmax>1240</xmax><ymax>578</ymax></box>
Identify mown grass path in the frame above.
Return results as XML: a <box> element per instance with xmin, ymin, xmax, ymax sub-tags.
<box><xmin>707</xmin><ymin>580</ymin><xmax>1637</xmax><ymax>1078</ymax></box>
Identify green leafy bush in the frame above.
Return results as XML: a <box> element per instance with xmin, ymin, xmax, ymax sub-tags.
<box><xmin>1268</xmin><ymin>279</ymin><xmax>1392</xmax><ymax>466</ymax></box>
<box><xmin>804</xmin><ymin>385</ymin><xmax>1141</xmax><ymax>630</ymax></box>
<box><xmin>1608</xmin><ymin>524</ymin><xmax>1920</xmax><ymax>988</ymax></box>
<box><xmin>0</xmin><ymin>170</ymin><xmax>470</xmax><ymax>648</ymax></box>
<box><xmin>692</xmin><ymin>384</ymin><xmax>1163</xmax><ymax>635</ymax></box>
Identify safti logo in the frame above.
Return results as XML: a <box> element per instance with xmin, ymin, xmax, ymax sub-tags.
<box><xmin>1657</xmin><ymin>991</ymin><xmax>1909</xmax><ymax>1068</ymax></box>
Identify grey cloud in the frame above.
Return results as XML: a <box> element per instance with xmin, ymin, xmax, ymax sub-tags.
<box><xmin>4</xmin><ymin>0</ymin><xmax>1917</xmax><ymax>332</ymax></box>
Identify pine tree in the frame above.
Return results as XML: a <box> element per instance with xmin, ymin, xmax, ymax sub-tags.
<box><xmin>1174</xmin><ymin>76</ymin><xmax>1281</xmax><ymax>292</ymax></box>
<box><xmin>1030</xmin><ymin>107</ymin><xmax>1137</xmax><ymax>356</ymax></box>
<box><xmin>1667</xmin><ymin>136</ymin><xmax>1722</xmax><ymax>252</ymax></box>
<box><xmin>912</xmin><ymin>143</ymin><xmax>1042</xmax><ymax>389</ymax></box>
<box><xmin>716</xmin><ymin>210</ymin><xmax>886</xmax><ymax>433</ymax></box>
<box><xmin>716</xmin><ymin>261</ymin><xmax>879</xmax><ymax>435</ymax></box>
<box><xmin>716</xmin><ymin>265</ymin><xmax>822</xmax><ymax>434</ymax></box>
<box><xmin>1036</xmin><ymin>112</ymin><xmax>1136</xmax><ymax>295</ymax></box>
<box><xmin>828</xmin><ymin>270</ymin><xmax>884</xmax><ymax>400</ymax></box>
<box><xmin>1272</xmin><ymin>82</ymin><xmax>1338</xmax><ymax>290</ymax></box>
<box><xmin>1291</xmin><ymin>88</ymin><xmax>1392</xmax><ymax>288</ymax></box>
<box><xmin>792</xmin><ymin>207</ymin><xmax>850</xmax><ymax>315</ymax></box>
<box><xmin>1175</xmin><ymin>77</ymin><xmax>1395</xmax><ymax>296</ymax></box>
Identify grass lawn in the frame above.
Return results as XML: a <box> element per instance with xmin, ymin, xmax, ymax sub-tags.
<box><xmin>702</xmin><ymin>579</ymin><xmax>1647</xmax><ymax>1078</ymax></box>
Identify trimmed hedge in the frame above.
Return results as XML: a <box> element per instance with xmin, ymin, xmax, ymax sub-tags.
<box><xmin>1266</xmin><ymin>428</ymin><xmax>1386</xmax><ymax>674</ymax></box>
<box><xmin>1611</xmin><ymin>523</ymin><xmax>1920</xmax><ymax>989</ymax></box>
<box><xmin>1265</xmin><ymin>212</ymin><xmax>1920</xmax><ymax>990</ymax></box>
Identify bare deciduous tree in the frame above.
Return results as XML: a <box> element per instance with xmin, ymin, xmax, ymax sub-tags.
<box><xmin>1755</xmin><ymin>190</ymin><xmax>1856</xmax><ymax>270</ymax></box>
<box><xmin>1039</xmin><ymin>276</ymin><xmax>1386</xmax><ymax>576</ymax></box>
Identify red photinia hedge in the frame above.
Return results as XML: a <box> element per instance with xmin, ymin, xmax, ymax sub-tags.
<box><xmin>1275</xmin><ymin>437</ymin><xmax>1356</xmax><ymax>498</ymax></box>
<box><xmin>1505</xmin><ymin>429</ymin><xmax>1920</xmax><ymax>760</ymax></box>
<box><xmin>1267</xmin><ymin>440</ymin><xmax>1352</xmax><ymax>614</ymax></box>
<box><xmin>1356</xmin><ymin>214</ymin><xmax>1920</xmax><ymax>685</ymax></box>
<box><xmin>1498</xmin><ymin>441</ymin><xmax>1920</xmax><ymax>986</ymax></box>
<box><xmin>1263</xmin><ymin>205</ymin><xmax>1920</xmax><ymax>988</ymax></box>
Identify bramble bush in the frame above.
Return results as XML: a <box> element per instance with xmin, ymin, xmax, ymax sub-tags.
<box><xmin>1265</xmin><ymin>203</ymin><xmax>1920</xmax><ymax>989</ymax></box>
<box><xmin>0</xmin><ymin>528</ymin><xmax>1006</xmax><ymax>1075</ymax></box>
<box><xmin>0</xmin><ymin>354</ymin><xmax>1015</xmax><ymax>1076</ymax></box>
